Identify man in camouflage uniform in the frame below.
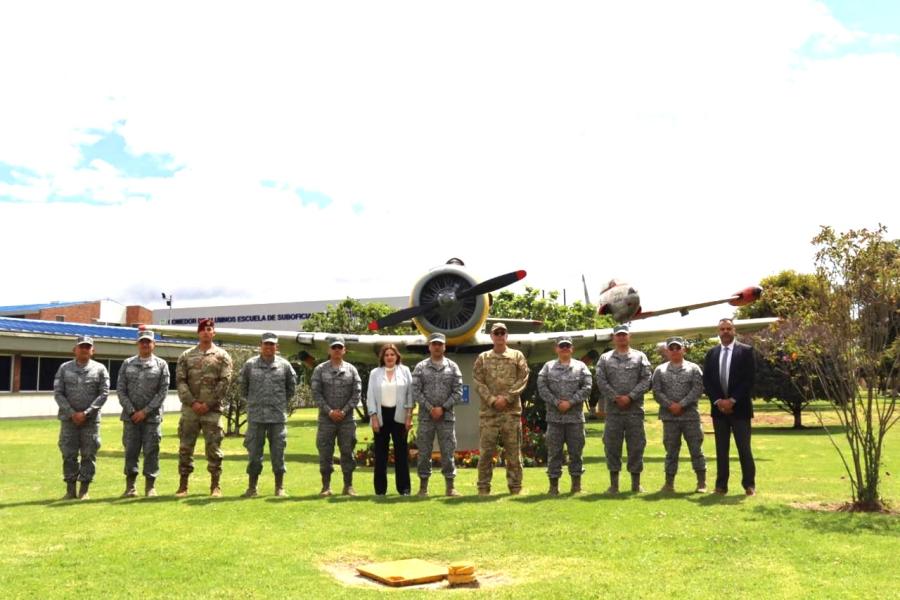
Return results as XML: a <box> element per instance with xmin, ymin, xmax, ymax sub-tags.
<box><xmin>117</xmin><ymin>330</ymin><xmax>170</xmax><ymax>498</ymax></box>
<box><xmin>239</xmin><ymin>332</ymin><xmax>297</xmax><ymax>498</ymax></box>
<box><xmin>312</xmin><ymin>337</ymin><xmax>361</xmax><ymax>496</ymax></box>
<box><xmin>652</xmin><ymin>336</ymin><xmax>707</xmax><ymax>493</ymax></box>
<box><xmin>473</xmin><ymin>322</ymin><xmax>530</xmax><ymax>495</ymax></box>
<box><xmin>53</xmin><ymin>335</ymin><xmax>110</xmax><ymax>500</ymax></box>
<box><xmin>175</xmin><ymin>318</ymin><xmax>233</xmax><ymax>498</ymax></box>
<box><xmin>596</xmin><ymin>324</ymin><xmax>651</xmax><ymax>494</ymax></box>
<box><xmin>412</xmin><ymin>332</ymin><xmax>463</xmax><ymax>497</ymax></box>
<box><xmin>537</xmin><ymin>337</ymin><xmax>593</xmax><ymax>495</ymax></box>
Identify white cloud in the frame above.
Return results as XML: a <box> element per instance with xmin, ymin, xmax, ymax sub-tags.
<box><xmin>0</xmin><ymin>1</ymin><xmax>897</xmax><ymax>329</ymax></box>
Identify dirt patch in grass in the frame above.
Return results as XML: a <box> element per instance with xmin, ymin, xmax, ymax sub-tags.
<box><xmin>789</xmin><ymin>501</ymin><xmax>899</xmax><ymax>515</ymax></box>
<box><xmin>322</xmin><ymin>562</ymin><xmax>515</xmax><ymax>590</ymax></box>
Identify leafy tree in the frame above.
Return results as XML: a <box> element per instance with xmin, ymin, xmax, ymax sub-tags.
<box><xmin>736</xmin><ymin>270</ymin><xmax>820</xmax><ymax>320</ymax></box>
<box><xmin>797</xmin><ymin>225</ymin><xmax>899</xmax><ymax>510</ymax></box>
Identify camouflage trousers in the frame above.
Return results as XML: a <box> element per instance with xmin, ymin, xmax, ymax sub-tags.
<box><xmin>316</xmin><ymin>418</ymin><xmax>356</xmax><ymax>476</ymax></box>
<box><xmin>244</xmin><ymin>422</ymin><xmax>287</xmax><ymax>476</ymax></box>
<box><xmin>603</xmin><ymin>414</ymin><xmax>645</xmax><ymax>474</ymax></box>
<box><xmin>122</xmin><ymin>420</ymin><xmax>162</xmax><ymax>478</ymax></box>
<box><xmin>546</xmin><ymin>422</ymin><xmax>586</xmax><ymax>479</ymax></box>
<box><xmin>478</xmin><ymin>414</ymin><xmax>523</xmax><ymax>492</ymax></box>
<box><xmin>178</xmin><ymin>411</ymin><xmax>225</xmax><ymax>477</ymax></box>
<box><xmin>416</xmin><ymin>418</ymin><xmax>457</xmax><ymax>480</ymax></box>
<box><xmin>662</xmin><ymin>420</ymin><xmax>706</xmax><ymax>476</ymax></box>
<box><xmin>59</xmin><ymin>419</ymin><xmax>101</xmax><ymax>483</ymax></box>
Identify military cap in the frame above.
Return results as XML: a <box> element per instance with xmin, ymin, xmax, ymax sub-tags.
<box><xmin>75</xmin><ymin>335</ymin><xmax>94</xmax><ymax>346</ymax></box>
<box><xmin>490</xmin><ymin>322</ymin><xmax>508</xmax><ymax>333</ymax></box>
<box><xmin>137</xmin><ymin>330</ymin><xmax>155</xmax><ymax>342</ymax></box>
<box><xmin>556</xmin><ymin>337</ymin><xmax>573</xmax><ymax>347</ymax></box>
<box><xmin>613</xmin><ymin>324</ymin><xmax>630</xmax><ymax>334</ymax></box>
<box><xmin>329</xmin><ymin>337</ymin><xmax>346</xmax><ymax>348</ymax></box>
<box><xmin>197</xmin><ymin>318</ymin><xmax>215</xmax><ymax>331</ymax></box>
<box><xmin>666</xmin><ymin>336</ymin><xmax>686</xmax><ymax>348</ymax></box>
<box><xmin>261</xmin><ymin>332</ymin><xmax>278</xmax><ymax>344</ymax></box>
<box><xmin>428</xmin><ymin>332</ymin><xmax>447</xmax><ymax>344</ymax></box>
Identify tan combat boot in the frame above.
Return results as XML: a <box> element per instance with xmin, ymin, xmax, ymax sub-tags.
<box><xmin>417</xmin><ymin>477</ymin><xmax>429</xmax><ymax>497</ymax></box>
<box><xmin>242</xmin><ymin>474</ymin><xmax>259</xmax><ymax>498</ymax></box>
<box><xmin>548</xmin><ymin>478</ymin><xmax>560</xmax><ymax>496</ymax></box>
<box><xmin>145</xmin><ymin>476</ymin><xmax>157</xmax><ymax>497</ymax></box>
<box><xmin>274</xmin><ymin>472</ymin><xmax>287</xmax><ymax>497</ymax></box>
<box><xmin>77</xmin><ymin>481</ymin><xmax>91</xmax><ymax>500</ymax></box>
<box><xmin>210</xmin><ymin>474</ymin><xmax>222</xmax><ymax>498</ymax></box>
<box><xmin>175</xmin><ymin>474</ymin><xmax>190</xmax><ymax>498</ymax></box>
<box><xmin>445</xmin><ymin>478</ymin><xmax>461</xmax><ymax>497</ymax></box>
<box><xmin>61</xmin><ymin>481</ymin><xmax>77</xmax><ymax>500</ymax></box>
<box><xmin>122</xmin><ymin>474</ymin><xmax>138</xmax><ymax>498</ymax></box>
<box><xmin>570</xmin><ymin>475</ymin><xmax>582</xmax><ymax>495</ymax></box>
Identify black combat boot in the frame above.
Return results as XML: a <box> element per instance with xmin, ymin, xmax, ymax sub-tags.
<box><xmin>417</xmin><ymin>477</ymin><xmax>429</xmax><ymax>497</ymax></box>
<box><xmin>661</xmin><ymin>474</ymin><xmax>675</xmax><ymax>493</ymax></box>
<box><xmin>631</xmin><ymin>472</ymin><xmax>644</xmax><ymax>493</ymax></box>
<box><xmin>122</xmin><ymin>474</ymin><xmax>138</xmax><ymax>498</ymax></box>
<box><xmin>695</xmin><ymin>470</ymin><xmax>708</xmax><ymax>494</ymax></box>
<box><xmin>570</xmin><ymin>476</ymin><xmax>582</xmax><ymax>494</ymax></box>
<box><xmin>145</xmin><ymin>476</ymin><xmax>157</xmax><ymax>497</ymax></box>
<box><xmin>242</xmin><ymin>474</ymin><xmax>259</xmax><ymax>498</ymax></box>
<box><xmin>274</xmin><ymin>472</ymin><xmax>286</xmax><ymax>497</ymax></box>
<box><xmin>78</xmin><ymin>481</ymin><xmax>91</xmax><ymax>500</ymax></box>
<box><xmin>606</xmin><ymin>471</ymin><xmax>620</xmax><ymax>494</ymax></box>
<box><xmin>342</xmin><ymin>472</ymin><xmax>357</xmax><ymax>497</ymax></box>
<box><xmin>320</xmin><ymin>472</ymin><xmax>332</xmax><ymax>497</ymax></box>
<box><xmin>175</xmin><ymin>474</ymin><xmax>190</xmax><ymax>498</ymax></box>
<box><xmin>445</xmin><ymin>478</ymin><xmax>461</xmax><ymax>497</ymax></box>
<box><xmin>62</xmin><ymin>481</ymin><xmax>77</xmax><ymax>500</ymax></box>
<box><xmin>548</xmin><ymin>478</ymin><xmax>560</xmax><ymax>496</ymax></box>
<box><xmin>210</xmin><ymin>473</ymin><xmax>222</xmax><ymax>498</ymax></box>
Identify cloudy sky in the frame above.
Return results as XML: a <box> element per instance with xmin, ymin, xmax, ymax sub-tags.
<box><xmin>1</xmin><ymin>1</ymin><xmax>897</xmax><ymax>328</ymax></box>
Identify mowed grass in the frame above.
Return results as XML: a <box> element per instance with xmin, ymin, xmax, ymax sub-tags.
<box><xmin>1</xmin><ymin>403</ymin><xmax>898</xmax><ymax>599</ymax></box>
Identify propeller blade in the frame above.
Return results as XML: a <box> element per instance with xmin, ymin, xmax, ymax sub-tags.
<box><xmin>457</xmin><ymin>270</ymin><xmax>526</xmax><ymax>299</ymax></box>
<box><xmin>368</xmin><ymin>302</ymin><xmax>438</xmax><ymax>330</ymax></box>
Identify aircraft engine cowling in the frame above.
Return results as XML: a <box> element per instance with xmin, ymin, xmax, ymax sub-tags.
<box><xmin>597</xmin><ymin>285</ymin><xmax>641</xmax><ymax>323</ymax></box>
<box><xmin>409</xmin><ymin>263</ymin><xmax>491</xmax><ymax>345</ymax></box>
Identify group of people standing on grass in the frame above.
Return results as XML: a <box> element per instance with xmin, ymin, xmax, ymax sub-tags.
<box><xmin>51</xmin><ymin>317</ymin><xmax>756</xmax><ymax>500</ymax></box>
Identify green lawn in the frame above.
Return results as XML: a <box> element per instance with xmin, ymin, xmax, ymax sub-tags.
<box><xmin>1</xmin><ymin>403</ymin><xmax>897</xmax><ymax>599</ymax></box>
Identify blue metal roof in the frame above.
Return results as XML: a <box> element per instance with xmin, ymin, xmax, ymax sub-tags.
<box><xmin>0</xmin><ymin>301</ymin><xmax>94</xmax><ymax>314</ymax></box>
<box><xmin>0</xmin><ymin>317</ymin><xmax>189</xmax><ymax>344</ymax></box>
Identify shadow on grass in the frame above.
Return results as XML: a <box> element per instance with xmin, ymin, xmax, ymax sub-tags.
<box><xmin>751</xmin><ymin>504</ymin><xmax>899</xmax><ymax>536</ymax></box>
<box><xmin>751</xmin><ymin>425</ymin><xmax>845</xmax><ymax>436</ymax></box>
<box><xmin>96</xmin><ymin>450</ymin><xmax>323</xmax><ymax>464</ymax></box>
<box><xmin>688</xmin><ymin>492</ymin><xmax>748</xmax><ymax>507</ymax></box>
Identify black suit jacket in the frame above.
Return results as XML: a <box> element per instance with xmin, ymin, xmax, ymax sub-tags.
<box><xmin>703</xmin><ymin>342</ymin><xmax>756</xmax><ymax>419</ymax></box>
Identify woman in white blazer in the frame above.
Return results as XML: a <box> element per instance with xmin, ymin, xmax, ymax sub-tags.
<box><xmin>366</xmin><ymin>344</ymin><xmax>414</xmax><ymax>495</ymax></box>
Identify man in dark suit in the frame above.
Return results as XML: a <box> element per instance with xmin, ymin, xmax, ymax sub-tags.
<box><xmin>703</xmin><ymin>318</ymin><xmax>757</xmax><ymax>496</ymax></box>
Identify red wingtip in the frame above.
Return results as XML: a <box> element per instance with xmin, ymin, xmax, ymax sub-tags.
<box><xmin>137</xmin><ymin>324</ymin><xmax>146</xmax><ymax>331</ymax></box>
<box><xmin>367</xmin><ymin>321</ymin><xmax>379</xmax><ymax>331</ymax></box>
<box><xmin>729</xmin><ymin>286</ymin><xmax>763</xmax><ymax>307</ymax></box>
<box><xmin>516</xmin><ymin>270</ymin><xmax>527</xmax><ymax>280</ymax></box>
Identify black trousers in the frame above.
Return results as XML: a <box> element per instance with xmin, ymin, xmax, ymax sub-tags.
<box><xmin>712</xmin><ymin>415</ymin><xmax>756</xmax><ymax>491</ymax></box>
<box><xmin>373</xmin><ymin>406</ymin><xmax>411</xmax><ymax>495</ymax></box>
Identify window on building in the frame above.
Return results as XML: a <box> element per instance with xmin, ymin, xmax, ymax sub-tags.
<box><xmin>19</xmin><ymin>357</ymin><xmax>39</xmax><ymax>391</ymax></box>
<box><xmin>39</xmin><ymin>357</ymin><xmax>68</xmax><ymax>391</ymax></box>
<box><xmin>0</xmin><ymin>356</ymin><xmax>11</xmax><ymax>392</ymax></box>
<box><xmin>55</xmin><ymin>315</ymin><xmax>65</xmax><ymax>322</ymax></box>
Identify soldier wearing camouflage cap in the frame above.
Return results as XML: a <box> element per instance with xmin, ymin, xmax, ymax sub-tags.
<box><xmin>53</xmin><ymin>335</ymin><xmax>110</xmax><ymax>500</ymax></box>
<box><xmin>311</xmin><ymin>337</ymin><xmax>362</xmax><ymax>496</ymax></box>
<box><xmin>652</xmin><ymin>337</ymin><xmax>707</xmax><ymax>493</ymax></box>
<box><xmin>239</xmin><ymin>332</ymin><xmax>298</xmax><ymax>498</ymax></box>
<box><xmin>117</xmin><ymin>330</ymin><xmax>170</xmax><ymax>498</ymax></box>
<box><xmin>596</xmin><ymin>323</ymin><xmax>652</xmax><ymax>493</ymax></box>
<box><xmin>473</xmin><ymin>322</ymin><xmax>530</xmax><ymax>495</ymax></box>
<box><xmin>174</xmin><ymin>318</ymin><xmax>233</xmax><ymax>498</ymax></box>
<box><xmin>412</xmin><ymin>332</ymin><xmax>463</xmax><ymax>497</ymax></box>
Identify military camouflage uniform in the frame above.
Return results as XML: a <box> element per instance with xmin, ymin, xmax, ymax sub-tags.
<box><xmin>596</xmin><ymin>349</ymin><xmax>651</xmax><ymax>474</ymax></box>
<box><xmin>176</xmin><ymin>345</ymin><xmax>233</xmax><ymax>476</ymax></box>
<box><xmin>412</xmin><ymin>357</ymin><xmax>463</xmax><ymax>481</ymax></box>
<box><xmin>311</xmin><ymin>360</ymin><xmax>361</xmax><ymax>479</ymax></box>
<box><xmin>652</xmin><ymin>360</ymin><xmax>707</xmax><ymax>476</ymax></box>
<box><xmin>473</xmin><ymin>348</ymin><xmax>530</xmax><ymax>493</ymax></box>
<box><xmin>538</xmin><ymin>358</ymin><xmax>593</xmax><ymax>480</ymax></box>
<box><xmin>118</xmin><ymin>355</ymin><xmax>169</xmax><ymax>479</ymax></box>
<box><xmin>240</xmin><ymin>355</ymin><xmax>297</xmax><ymax>476</ymax></box>
<box><xmin>54</xmin><ymin>360</ymin><xmax>110</xmax><ymax>483</ymax></box>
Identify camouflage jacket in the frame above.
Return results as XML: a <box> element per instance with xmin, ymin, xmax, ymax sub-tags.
<box><xmin>652</xmin><ymin>360</ymin><xmax>704</xmax><ymax>421</ymax></box>
<box><xmin>311</xmin><ymin>360</ymin><xmax>361</xmax><ymax>420</ymax></box>
<box><xmin>176</xmin><ymin>344</ymin><xmax>233</xmax><ymax>413</ymax></box>
<box><xmin>473</xmin><ymin>347</ymin><xmax>530</xmax><ymax>416</ymax></box>
<box><xmin>538</xmin><ymin>358</ymin><xmax>593</xmax><ymax>424</ymax></box>
<box><xmin>53</xmin><ymin>359</ymin><xmax>110</xmax><ymax>422</ymax></box>
<box><xmin>596</xmin><ymin>348</ymin><xmax>651</xmax><ymax>416</ymax></box>
<box><xmin>240</xmin><ymin>355</ymin><xmax>298</xmax><ymax>424</ymax></box>
<box><xmin>411</xmin><ymin>357</ymin><xmax>463</xmax><ymax>422</ymax></box>
<box><xmin>117</xmin><ymin>355</ymin><xmax>170</xmax><ymax>422</ymax></box>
